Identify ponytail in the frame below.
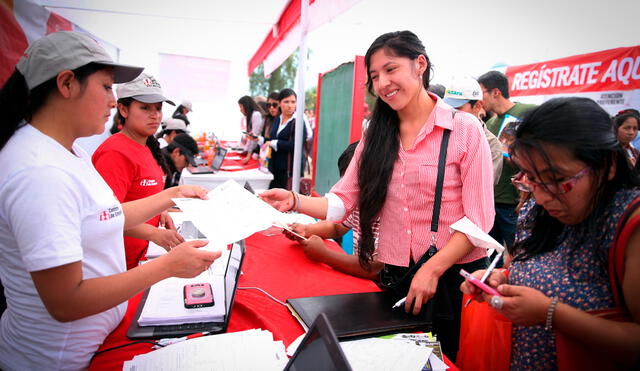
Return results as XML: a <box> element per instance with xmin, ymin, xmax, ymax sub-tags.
<box><xmin>146</xmin><ymin>135</ymin><xmax>170</xmax><ymax>176</ymax></box>
<box><xmin>0</xmin><ymin>63</ymin><xmax>109</xmax><ymax>151</ymax></box>
<box><xmin>357</xmin><ymin>98</ymin><xmax>399</xmax><ymax>268</ymax></box>
<box><xmin>0</xmin><ymin>70</ymin><xmax>31</xmax><ymax>151</ymax></box>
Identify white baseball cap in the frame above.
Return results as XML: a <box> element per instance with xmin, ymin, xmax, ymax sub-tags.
<box><xmin>180</xmin><ymin>100</ymin><xmax>193</xmax><ymax>112</ymax></box>
<box><xmin>16</xmin><ymin>31</ymin><xmax>143</xmax><ymax>90</ymax></box>
<box><xmin>116</xmin><ymin>73</ymin><xmax>175</xmax><ymax>105</ymax></box>
<box><xmin>163</xmin><ymin>118</ymin><xmax>187</xmax><ymax>131</ymax></box>
<box><xmin>443</xmin><ymin>77</ymin><xmax>483</xmax><ymax>108</ymax></box>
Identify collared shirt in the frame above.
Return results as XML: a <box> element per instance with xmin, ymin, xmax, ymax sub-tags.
<box><xmin>328</xmin><ymin>94</ymin><xmax>495</xmax><ymax>266</ymax></box>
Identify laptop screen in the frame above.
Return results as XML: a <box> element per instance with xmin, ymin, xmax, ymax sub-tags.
<box><xmin>284</xmin><ymin>313</ymin><xmax>352</xmax><ymax>371</ymax></box>
<box><xmin>211</xmin><ymin>146</ymin><xmax>227</xmax><ymax>171</ymax></box>
<box><xmin>224</xmin><ymin>241</ymin><xmax>243</xmax><ymax>314</ymax></box>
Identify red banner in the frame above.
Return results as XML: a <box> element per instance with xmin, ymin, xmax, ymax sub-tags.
<box><xmin>506</xmin><ymin>46</ymin><xmax>640</xmax><ymax>96</ymax></box>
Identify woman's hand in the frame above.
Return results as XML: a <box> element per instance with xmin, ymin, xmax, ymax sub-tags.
<box><xmin>491</xmin><ymin>284</ymin><xmax>551</xmax><ymax>326</ymax></box>
<box><xmin>151</xmin><ymin>228</ymin><xmax>185</xmax><ymax>251</ymax></box>
<box><xmin>165</xmin><ymin>240</ymin><xmax>221</xmax><ymax>278</ymax></box>
<box><xmin>159</xmin><ymin>211</ymin><xmax>176</xmax><ymax>230</ymax></box>
<box><xmin>173</xmin><ymin>185</ymin><xmax>209</xmax><ymax>200</ymax></box>
<box><xmin>460</xmin><ymin>269</ymin><xmax>507</xmax><ymax>303</ymax></box>
<box><xmin>289</xmin><ymin>223</ymin><xmax>311</xmax><ymax>238</ymax></box>
<box><xmin>299</xmin><ymin>235</ymin><xmax>329</xmax><ymax>262</ymax></box>
<box><xmin>259</xmin><ymin>188</ymin><xmax>294</xmax><ymax>212</ymax></box>
<box><xmin>405</xmin><ymin>266</ymin><xmax>440</xmax><ymax>315</ymax></box>
<box><xmin>242</xmin><ymin>154</ymin><xmax>250</xmax><ymax>164</ymax></box>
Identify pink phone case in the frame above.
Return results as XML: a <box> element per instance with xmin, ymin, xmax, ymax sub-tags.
<box><xmin>460</xmin><ymin>269</ymin><xmax>501</xmax><ymax>297</ymax></box>
<box><xmin>184</xmin><ymin>283</ymin><xmax>214</xmax><ymax>308</ymax></box>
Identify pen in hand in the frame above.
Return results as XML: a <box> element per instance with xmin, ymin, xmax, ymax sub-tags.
<box><xmin>392</xmin><ymin>297</ymin><xmax>407</xmax><ymax>309</ymax></box>
<box><xmin>464</xmin><ymin>251</ymin><xmax>503</xmax><ymax>307</ymax></box>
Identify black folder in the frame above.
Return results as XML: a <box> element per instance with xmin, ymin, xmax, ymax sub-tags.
<box><xmin>286</xmin><ymin>291</ymin><xmax>433</xmax><ymax>339</ymax></box>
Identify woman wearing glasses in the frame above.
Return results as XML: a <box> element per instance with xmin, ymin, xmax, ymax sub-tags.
<box><xmin>461</xmin><ymin>97</ymin><xmax>640</xmax><ymax>369</ymax></box>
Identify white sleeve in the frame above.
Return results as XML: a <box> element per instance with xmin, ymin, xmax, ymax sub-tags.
<box><xmin>304</xmin><ymin>117</ymin><xmax>313</xmax><ymax>141</ymax></box>
<box><xmin>270</xmin><ymin>139</ymin><xmax>278</xmax><ymax>151</ymax></box>
<box><xmin>325</xmin><ymin>192</ymin><xmax>346</xmax><ymax>221</ymax></box>
<box><xmin>1</xmin><ymin>167</ymin><xmax>83</xmax><ymax>271</ymax></box>
<box><xmin>251</xmin><ymin>112</ymin><xmax>264</xmax><ymax>136</ymax></box>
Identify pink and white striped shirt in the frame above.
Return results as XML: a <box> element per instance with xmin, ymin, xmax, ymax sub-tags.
<box><xmin>328</xmin><ymin>94</ymin><xmax>495</xmax><ymax>266</ymax></box>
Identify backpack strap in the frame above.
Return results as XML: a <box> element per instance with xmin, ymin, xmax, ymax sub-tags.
<box><xmin>609</xmin><ymin>196</ymin><xmax>640</xmax><ymax>308</ymax></box>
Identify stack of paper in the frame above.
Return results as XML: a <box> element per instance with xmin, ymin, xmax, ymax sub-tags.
<box><xmin>123</xmin><ymin>329</ymin><xmax>287</xmax><ymax>371</ymax></box>
<box><xmin>138</xmin><ymin>268</ymin><xmax>225</xmax><ymax>326</ymax></box>
<box><xmin>339</xmin><ymin>333</ymin><xmax>448</xmax><ymax>371</ymax></box>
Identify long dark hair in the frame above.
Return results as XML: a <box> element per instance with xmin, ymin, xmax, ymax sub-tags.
<box><xmin>262</xmin><ymin>91</ymin><xmax>280</xmax><ymax>139</ymax></box>
<box><xmin>114</xmin><ymin>97</ymin><xmax>169</xmax><ymax>175</ymax></box>
<box><xmin>0</xmin><ymin>63</ymin><xmax>106</xmax><ymax>151</ymax></box>
<box><xmin>357</xmin><ymin>30</ymin><xmax>432</xmax><ymax>268</ymax></box>
<box><xmin>510</xmin><ymin>97</ymin><xmax>640</xmax><ymax>261</ymax></box>
<box><xmin>238</xmin><ymin>95</ymin><xmax>263</xmax><ymax>132</ymax></box>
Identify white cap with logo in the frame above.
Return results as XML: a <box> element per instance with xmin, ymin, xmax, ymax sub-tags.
<box><xmin>180</xmin><ymin>100</ymin><xmax>193</xmax><ymax>112</ymax></box>
<box><xmin>16</xmin><ymin>31</ymin><xmax>143</xmax><ymax>90</ymax></box>
<box><xmin>443</xmin><ymin>77</ymin><xmax>483</xmax><ymax>108</ymax></box>
<box><xmin>116</xmin><ymin>73</ymin><xmax>175</xmax><ymax>105</ymax></box>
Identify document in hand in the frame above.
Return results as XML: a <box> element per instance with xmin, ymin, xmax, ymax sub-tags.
<box><xmin>172</xmin><ymin>179</ymin><xmax>288</xmax><ymax>245</ymax></box>
<box><xmin>449</xmin><ymin>216</ymin><xmax>505</xmax><ymax>255</ymax></box>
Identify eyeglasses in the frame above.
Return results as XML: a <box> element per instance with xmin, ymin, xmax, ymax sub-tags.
<box><xmin>268</xmin><ymin>103</ymin><xmax>279</xmax><ymax>108</ymax></box>
<box><xmin>511</xmin><ymin>167</ymin><xmax>590</xmax><ymax>194</ymax></box>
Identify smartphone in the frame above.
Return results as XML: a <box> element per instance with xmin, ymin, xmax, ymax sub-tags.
<box><xmin>459</xmin><ymin>269</ymin><xmax>501</xmax><ymax>297</ymax></box>
<box><xmin>282</xmin><ymin>227</ymin><xmax>307</xmax><ymax>242</ymax></box>
<box><xmin>242</xmin><ymin>131</ymin><xmax>258</xmax><ymax>139</ymax></box>
<box><xmin>184</xmin><ymin>283</ymin><xmax>215</xmax><ymax>308</ymax></box>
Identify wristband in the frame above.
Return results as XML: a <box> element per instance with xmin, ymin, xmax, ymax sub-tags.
<box><xmin>544</xmin><ymin>296</ymin><xmax>559</xmax><ymax>331</ymax></box>
<box><xmin>289</xmin><ymin>190</ymin><xmax>296</xmax><ymax>212</ymax></box>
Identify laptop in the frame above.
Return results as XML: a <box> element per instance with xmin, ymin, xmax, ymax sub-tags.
<box><xmin>127</xmin><ymin>240</ymin><xmax>245</xmax><ymax>339</ymax></box>
<box><xmin>284</xmin><ymin>313</ymin><xmax>352</xmax><ymax>371</ymax></box>
<box><xmin>188</xmin><ymin>146</ymin><xmax>228</xmax><ymax>174</ymax></box>
<box><xmin>287</xmin><ymin>290</ymin><xmax>433</xmax><ymax>339</ymax></box>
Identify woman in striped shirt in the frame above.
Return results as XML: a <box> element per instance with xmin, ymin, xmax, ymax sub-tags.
<box><xmin>261</xmin><ymin>30</ymin><xmax>495</xmax><ymax>360</ymax></box>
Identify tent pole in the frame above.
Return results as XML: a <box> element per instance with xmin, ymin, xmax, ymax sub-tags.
<box><xmin>292</xmin><ymin>0</ymin><xmax>308</xmax><ymax>194</ymax></box>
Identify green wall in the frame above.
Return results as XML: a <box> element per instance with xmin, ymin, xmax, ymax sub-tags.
<box><xmin>315</xmin><ymin>62</ymin><xmax>354</xmax><ymax>195</ymax></box>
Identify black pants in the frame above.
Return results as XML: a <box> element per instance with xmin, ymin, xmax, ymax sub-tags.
<box><xmin>383</xmin><ymin>256</ymin><xmax>488</xmax><ymax>362</ymax></box>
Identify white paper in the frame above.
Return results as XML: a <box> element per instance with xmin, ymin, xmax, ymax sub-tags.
<box><xmin>428</xmin><ymin>352</ymin><xmax>449</xmax><ymax>371</ymax></box>
<box><xmin>172</xmin><ymin>179</ymin><xmax>287</xmax><ymax>245</ymax></box>
<box><xmin>449</xmin><ymin>216</ymin><xmax>505</xmax><ymax>254</ymax></box>
<box><xmin>122</xmin><ymin>329</ymin><xmax>286</xmax><ymax>371</ymax></box>
<box><xmin>138</xmin><ymin>269</ymin><xmax>225</xmax><ymax>326</ymax></box>
<box><xmin>340</xmin><ymin>338</ymin><xmax>432</xmax><ymax>371</ymax></box>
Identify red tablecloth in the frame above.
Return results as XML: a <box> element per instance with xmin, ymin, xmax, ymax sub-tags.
<box><xmin>220</xmin><ymin>156</ymin><xmax>260</xmax><ymax>171</ymax></box>
<box><xmin>89</xmin><ymin>233</ymin><xmax>458</xmax><ymax>370</ymax></box>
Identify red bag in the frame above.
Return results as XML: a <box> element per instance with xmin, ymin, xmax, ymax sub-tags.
<box><xmin>456</xmin><ymin>294</ymin><xmax>512</xmax><ymax>371</ymax></box>
<box><xmin>556</xmin><ymin>197</ymin><xmax>640</xmax><ymax>371</ymax></box>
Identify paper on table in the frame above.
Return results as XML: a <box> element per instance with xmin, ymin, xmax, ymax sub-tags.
<box><xmin>449</xmin><ymin>216</ymin><xmax>504</xmax><ymax>254</ymax></box>
<box><xmin>172</xmin><ymin>179</ymin><xmax>286</xmax><ymax>246</ymax></box>
<box><xmin>123</xmin><ymin>329</ymin><xmax>287</xmax><ymax>371</ymax></box>
<box><xmin>340</xmin><ymin>338</ymin><xmax>433</xmax><ymax>371</ymax></box>
<box><xmin>138</xmin><ymin>268</ymin><xmax>225</xmax><ymax>326</ymax></box>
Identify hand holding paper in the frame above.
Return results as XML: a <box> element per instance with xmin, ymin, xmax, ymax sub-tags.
<box><xmin>172</xmin><ymin>180</ymin><xmax>294</xmax><ymax>246</ymax></box>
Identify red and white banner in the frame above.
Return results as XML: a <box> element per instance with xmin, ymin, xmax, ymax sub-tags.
<box><xmin>0</xmin><ymin>0</ymin><xmax>119</xmax><ymax>86</ymax></box>
<box><xmin>506</xmin><ymin>46</ymin><xmax>640</xmax><ymax>96</ymax></box>
<box><xmin>248</xmin><ymin>0</ymin><xmax>361</xmax><ymax>76</ymax></box>
<box><xmin>506</xmin><ymin>46</ymin><xmax>640</xmax><ymax>115</ymax></box>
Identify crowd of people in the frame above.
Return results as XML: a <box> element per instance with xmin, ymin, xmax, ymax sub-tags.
<box><xmin>0</xmin><ymin>29</ymin><xmax>638</xmax><ymax>370</ymax></box>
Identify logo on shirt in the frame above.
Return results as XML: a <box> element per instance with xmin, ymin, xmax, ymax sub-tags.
<box><xmin>99</xmin><ymin>206</ymin><xmax>123</xmax><ymax>221</ymax></box>
<box><xmin>140</xmin><ymin>179</ymin><xmax>158</xmax><ymax>186</ymax></box>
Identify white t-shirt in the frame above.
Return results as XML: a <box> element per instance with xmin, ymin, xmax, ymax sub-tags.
<box><xmin>0</xmin><ymin>125</ymin><xmax>127</xmax><ymax>370</ymax></box>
